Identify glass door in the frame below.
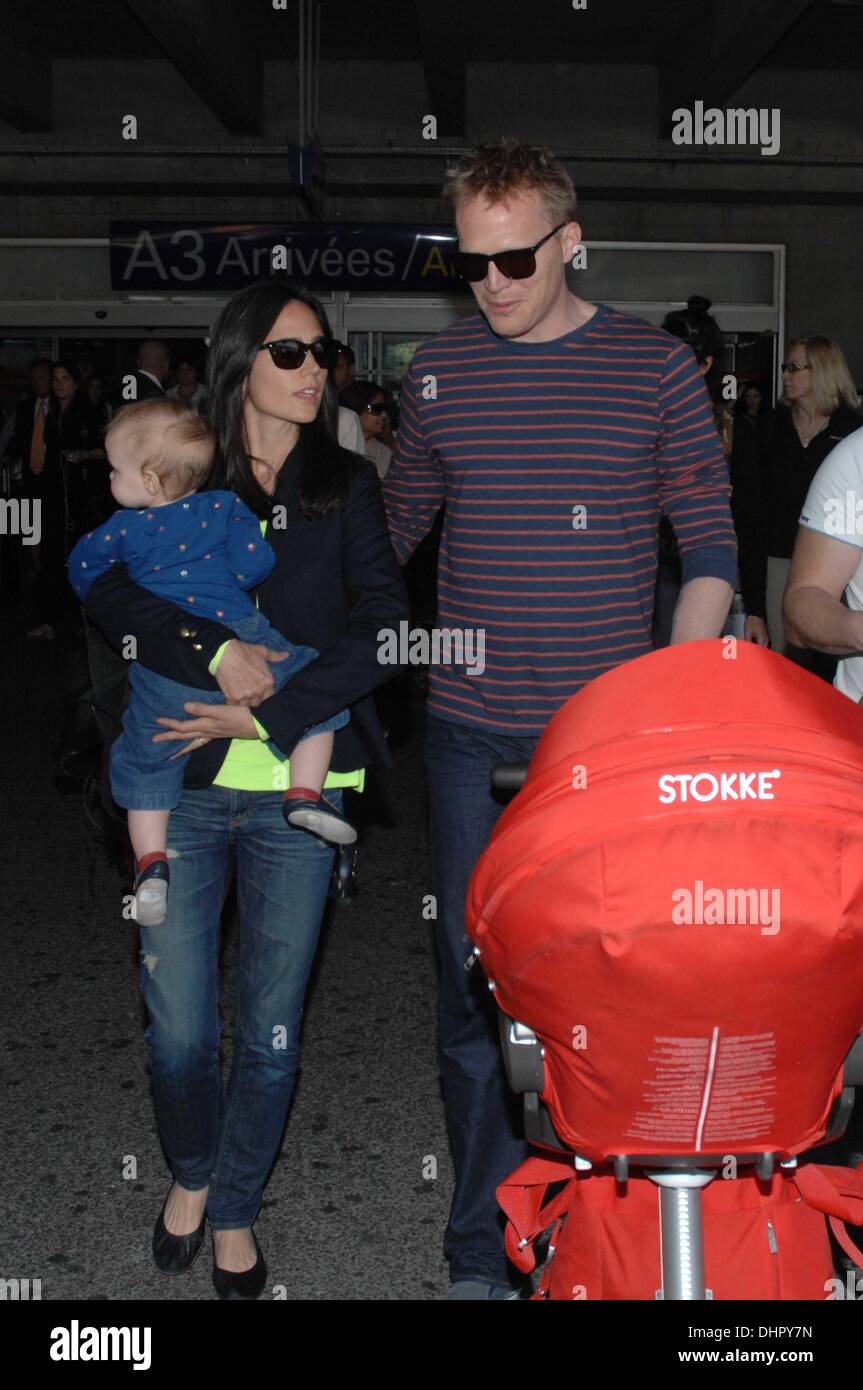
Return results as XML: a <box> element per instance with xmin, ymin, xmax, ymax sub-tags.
<box><xmin>347</xmin><ymin>330</ymin><xmax>436</xmax><ymax>426</ymax></box>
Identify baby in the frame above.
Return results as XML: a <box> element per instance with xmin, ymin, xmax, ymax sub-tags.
<box><xmin>69</xmin><ymin>398</ymin><xmax>355</xmax><ymax>927</ymax></box>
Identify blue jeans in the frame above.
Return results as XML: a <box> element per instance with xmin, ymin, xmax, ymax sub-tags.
<box><xmin>137</xmin><ymin>784</ymin><xmax>340</xmax><ymax>1228</ymax></box>
<box><xmin>111</xmin><ymin>610</ymin><xmax>349</xmax><ymax>811</ymax></box>
<box><xmin>424</xmin><ymin>714</ymin><xmax>538</xmax><ymax>1285</ymax></box>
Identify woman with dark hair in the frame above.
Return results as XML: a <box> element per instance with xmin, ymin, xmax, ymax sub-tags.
<box><xmin>26</xmin><ymin>359</ymin><xmax>107</xmax><ymax>638</ymax></box>
<box><xmin>167</xmin><ymin>357</ymin><xmax>208</xmax><ymax>412</ymax></box>
<box><xmin>86</xmin><ymin>374</ymin><xmax>113</xmax><ymax>427</ymax></box>
<box><xmin>83</xmin><ymin>279</ymin><xmax>409</xmax><ymax>1299</ymax></box>
<box><xmin>734</xmin><ymin>379</ymin><xmax>770</xmax><ymax>421</ymax></box>
<box><xmin>662</xmin><ymin>296</ymin><xmax>724</xmax><ymax>391</ymax></box>
<box><xmin>340</xmin><ymin>379</ymin><xmax>393</xmax><ymax>478</ymax></box>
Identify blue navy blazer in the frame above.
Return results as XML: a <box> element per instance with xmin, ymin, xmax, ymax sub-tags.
<box><xmin>84</xmin><ymin>432</ymin><xmax>410</xmax><ymax>785</ymax></box>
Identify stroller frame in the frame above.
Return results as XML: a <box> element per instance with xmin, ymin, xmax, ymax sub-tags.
<box><xmin>495</xmin><ymin>1003</ymin><xmax>863</xmax><ymax>1301</ymax></box>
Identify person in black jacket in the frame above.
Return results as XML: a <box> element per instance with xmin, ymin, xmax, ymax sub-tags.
<box><xmin>26</xmin><ymin>360</ymin><xmax>107</xmax><ymax>639</ymax></box>
<box><xmin>132</xmin><ymin>339</ymin><xmax>170</xmax><ymax>401</ymax></box>
<box><xmin>0</xmin><ymin>357</ymin><xmax>53</xmax><ymax>608</ymax></box>
<box><xmin>728</xmin><ymin>380</ymin><xmax>772</xmax><ymax>642</ymax></box>
<box><xmin>83</xmin><ymin>280</ymin><xmax>409</xmax><ymax>1299</ymax></box>
<box><xmin>654</xmin><ymin>297</ymin><xmax>759</xmax><ymax>644</ymax></box>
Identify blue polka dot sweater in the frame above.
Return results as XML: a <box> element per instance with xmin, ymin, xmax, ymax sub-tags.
<box><xmin>67</xmin><ymin>489</ymin><xmax>275</xmax><ymax>622</ymax></box>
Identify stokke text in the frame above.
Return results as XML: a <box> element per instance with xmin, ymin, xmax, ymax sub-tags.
<box><xmin>658</xmin><ymin>770</ymin><xmax>781</xmax><ymax>804</ymax></box>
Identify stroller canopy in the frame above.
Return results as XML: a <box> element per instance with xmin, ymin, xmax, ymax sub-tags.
<box><xmin>467</xmin><ymin>640</ymin><xmax>863</xmax><ymax>1162</ymax></box>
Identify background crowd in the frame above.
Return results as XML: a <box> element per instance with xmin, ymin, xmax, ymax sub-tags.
<box><xmin>0</xmin><ymin>336</ymin><xmax>397</xmax><ymax>643</ymax></box>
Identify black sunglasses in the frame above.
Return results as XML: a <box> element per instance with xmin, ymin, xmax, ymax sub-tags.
<box><xmin>451</xmin><ymin>222</ymin><xmax>567</xmax><ymax>283</ymax></box>
<box><xmin>780</xmin><ymin>362</ymin><xmax>810</xmax><ymax>373</ymax></box>
<box><xmin>363</xmin><ymin>402</ymin><xmax>387</xmax><ymax>415</ymax></box>
<box><xmin>259</xmin><ymin>337</ymin><xmax>340</xmax><ymax>371</ymax></box>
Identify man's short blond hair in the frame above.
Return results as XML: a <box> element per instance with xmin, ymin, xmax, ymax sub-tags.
<box><xmin>107</xmin><ymin>399</ymin><xmax>214</xmax><ymax>499</ymax></box>
<box><xmin>443</xmin><ymin>137</ymin><xmax>578</xmax><ymax>226</ymax></box>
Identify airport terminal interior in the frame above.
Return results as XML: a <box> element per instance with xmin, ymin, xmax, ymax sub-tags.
<box><xmin>3</xmin><ymin>0</ymin><xmax>863</xmax><ymax>1335</ymax></box>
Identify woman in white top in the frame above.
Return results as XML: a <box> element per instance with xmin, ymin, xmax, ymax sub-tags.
<box><xmin>340</xmin><ymin>380</ymin><xmax>392</xmax><ymax>479</ymax></box>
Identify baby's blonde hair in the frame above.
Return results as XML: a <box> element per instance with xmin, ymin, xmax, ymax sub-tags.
<box><xmin>107</xmin><ymin>398</ymin><xmax>214</xmax><ymax>499</ymax></box>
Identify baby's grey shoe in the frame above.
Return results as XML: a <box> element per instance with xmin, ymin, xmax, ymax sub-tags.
<box><xmin>135</xmin><ymin>857</ymin><xmax>170</xmax><ymax>926</ymax></box>
<box><xmin>283</xmin><ymin>788</ymin><xmax>358</xmax><ymax>845</ymax></box>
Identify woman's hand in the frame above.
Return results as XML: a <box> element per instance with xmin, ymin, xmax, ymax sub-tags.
<box><xmin>744</xmin><ymin>615</ymin><xmax>770</xmax><ymax>646</ymax></box>
<box><xmin>153</xmin><ymin>702</ymin><xmax>259</xmax><ymax>759</ymax></box>
<box><xmin>214</xmin><ymin>640</ymin><xmax>291</xmax><ymax>706</ymax></box>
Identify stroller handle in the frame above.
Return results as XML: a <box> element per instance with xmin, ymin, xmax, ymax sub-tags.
<box><xmin>492</xmin><ymin>761</ymin><xmax>529</xmax><ymax>791</ymax></box>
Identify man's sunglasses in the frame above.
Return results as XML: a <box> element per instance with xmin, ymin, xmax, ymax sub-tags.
<box><xmin>451</xmin><ymin>222</ymin><xmax>567</xmax><ymax>283</ymax></box>
<box><xmin>259</xmin><ymin>337</ymin><xmax>340</xmax><ymax>371</ymax></box>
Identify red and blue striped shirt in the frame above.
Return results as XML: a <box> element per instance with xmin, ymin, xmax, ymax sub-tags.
<box><xmin>382</xmin><ymin>303</ymin><xmax>736</xmax><ymax>735</ymax></box>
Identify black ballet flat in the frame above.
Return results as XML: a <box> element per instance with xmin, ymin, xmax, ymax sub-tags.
<box><xmin>212</xmin><ymin>1231</ymin><xmax>268</xmax><ymax>1301</ymax></box>
<box><xmin>152</xmin><ymin>1189</ymin><xmax>207</xmax><ymax>1274</ymax></box>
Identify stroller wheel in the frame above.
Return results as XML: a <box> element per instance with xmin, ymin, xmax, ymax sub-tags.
<box><xmin>329</xmin><ymin>842</ymin><xmax>359</xmax><ymax>905</ymax></box>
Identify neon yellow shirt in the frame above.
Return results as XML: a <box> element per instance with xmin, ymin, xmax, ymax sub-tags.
<box><xmin>210</xmin><ymin>518</ymin><xmax>364</xmax><ymax>793</ymax></box>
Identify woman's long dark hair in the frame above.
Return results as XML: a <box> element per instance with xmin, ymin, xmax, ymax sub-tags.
<box><xmin>48</xmin><ymin>359</ymin><xmax>92</xmax><ymax>440</ymax></box>
<box><xmin>49</xmin><ymin>359</ymin><xmax>83</xmax><ymax>414</ymax></box>
<box><xmin>205</xmin><ymin>279</ymin><xmax>357</xmax><ymax>519</ymax></box>
<box><xmin>734</xmin><ymin>377</ymin><xmax>769</xmax><ymax>418</ymax></box>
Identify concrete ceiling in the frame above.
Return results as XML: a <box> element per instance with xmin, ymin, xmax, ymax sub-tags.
<box><xmin>1</xmin><ymin>0</ymin><xmax>860</xmax><ymax>138</ymax></box>
<box><xmin>3</xmin><ymin>0</ymin><xmax>860</xmax><ymax>67</ymax></box>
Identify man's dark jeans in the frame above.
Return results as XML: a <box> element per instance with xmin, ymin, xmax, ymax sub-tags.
<box><xmin>425</xmin><ymin>713</ymin><xmax>538</xmax><ymax>1286</ymax></box>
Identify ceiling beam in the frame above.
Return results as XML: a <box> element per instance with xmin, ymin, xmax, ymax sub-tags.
<box><xmin>659</xmin><ymin>0</ymin><xmax>814</xmax><ymax>136</ymax></box>
<box><xmin>0</xmin><ymin>21</ymin><xmax>52</xmax><ymax>132</ymax></box>
<box><xmin>124</xmin><ymin>0</ymin><xmax>263</xmax><ymax>134</ymax></box>
<box><xmin>413</xmin><ymin>0</ymin><xmax>466</xmax><ymax>139</ymax></box>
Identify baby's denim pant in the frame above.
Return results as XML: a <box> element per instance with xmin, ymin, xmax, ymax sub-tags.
<box><xmin>110</xmin><ymin>610</ymin><xmax>349</xmax><ymax>811</ymax></box>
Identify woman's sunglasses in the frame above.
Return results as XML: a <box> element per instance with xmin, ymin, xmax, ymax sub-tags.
<box><xmin>259</xmin><ymin>337</ymin><xmax>340</xmax><ymax>371</ymax></box>
<box><xmin>363</xmin><ymin>402</ymin><xmax>387</xmax><ymax>415</ymax></box>
<box><xmin>451</xmin><ymin>222</ymin><xmax>567</xmax><ymax>283</ymax></box>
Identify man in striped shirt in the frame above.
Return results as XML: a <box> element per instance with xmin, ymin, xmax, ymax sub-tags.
<box><xmin>382</xmin><ymin>139</ymin><xmax>736</xmax><ymax>1299</ymax></box>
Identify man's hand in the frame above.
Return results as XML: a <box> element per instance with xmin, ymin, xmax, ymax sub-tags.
<box><xmin>214</xmin><ymin>639</ymin><xmax>291</xmax><ymax>707</ymax></box>
<box><xmin>744</xmin><ymin>615</ymin><xmax>770</xmax><ymax>646</ymax></box>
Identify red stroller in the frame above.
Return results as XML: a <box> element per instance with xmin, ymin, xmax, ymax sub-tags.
<box><xmin>466</xmin><ymin>640</ymin><xmax>863</xmax><ymax>1300</ymax></box>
